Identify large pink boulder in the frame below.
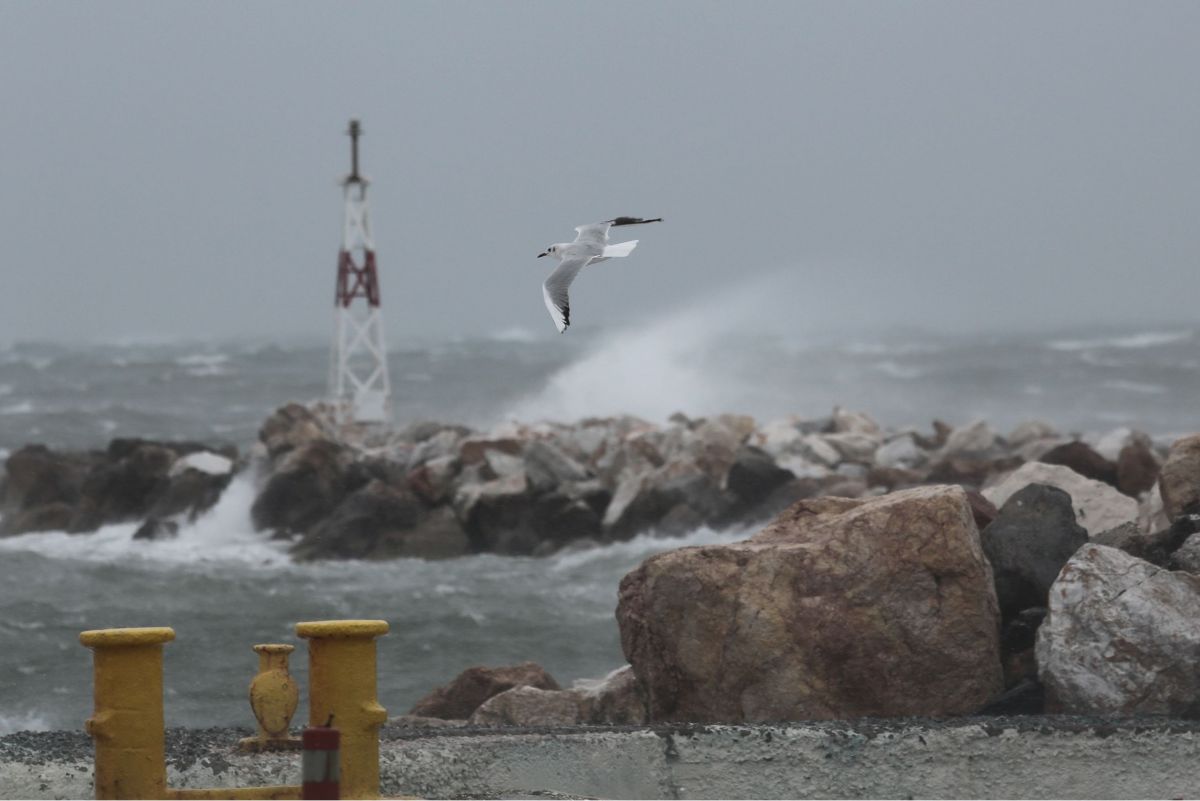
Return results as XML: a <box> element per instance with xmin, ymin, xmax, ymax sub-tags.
<box><xmin>617</xmin><ymin>485</ymin><xmax>1003</xmax><ymax>722</ymax></box>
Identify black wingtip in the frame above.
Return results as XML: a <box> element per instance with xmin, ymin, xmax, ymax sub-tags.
<box><xmin>609</xmin><ymin>216</ymin><xmax>663</xmax><ymax>226</ymax></box>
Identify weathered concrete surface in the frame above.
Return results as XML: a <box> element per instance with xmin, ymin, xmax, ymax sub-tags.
<box><xmin>5</xmin><ymin>719</ymin><xmax>1200</xmax><ymax>800</ymax></box>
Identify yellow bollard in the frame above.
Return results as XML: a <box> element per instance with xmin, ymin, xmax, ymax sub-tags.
<box><xmin>239</xmin><ymin>644</ymin><xmax>302</xmax><ymax>752</ymax></box>
<box><xmin>296</xmin><ymin>620</ymin><xmax>389</xmax><ymax>800</ymax></box>
<box><xmin>80</xmin><ymin>627</ymin><xmax>176</xmax><ymax>801</ymax></box>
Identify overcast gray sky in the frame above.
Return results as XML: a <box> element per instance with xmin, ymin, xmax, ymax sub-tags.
<box><xmin>1</xmin><ymin>1</ymin><xmax>1197</xmax><ymax>343</ymax></box>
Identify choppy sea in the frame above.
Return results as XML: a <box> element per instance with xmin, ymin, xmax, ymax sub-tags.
<box><xmin>2</xmin><ymin>311</ymin><xmax>1199</xmax><ymax>734</ymax></box>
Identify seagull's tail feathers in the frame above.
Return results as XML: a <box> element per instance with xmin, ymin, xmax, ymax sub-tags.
<box><xmin>602</xmin><ymin>240</ymin><xmax>638</xmax><ymax>258</ymax></box>
<box><xmin>607</xmin><ymin>216</ymin><xmax>663</xmax><ymax>227</ymax></box>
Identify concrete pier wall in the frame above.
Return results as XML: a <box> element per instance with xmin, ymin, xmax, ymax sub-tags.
<box><xmin>3</xmin><ymin>718</ymin><xmax>1199</xmax><ymax>799</ymax></box>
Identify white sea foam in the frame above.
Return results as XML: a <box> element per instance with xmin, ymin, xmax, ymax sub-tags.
<box><xmin>0</xmin><ymin>475</ymin><xmax>289</xmax><ymax>569</ymax></box>
<box><xmin>842</xmin><ymin>341</ymin><xmax>943</xmax><ymax>356</ymax></box>
<box><xmin>0</xmin><ymin>710</ymin><xmax>51</xmax><ymax>736</ymax></box>
<box><xmin>177</xmin><ymin>352</ymin><xmax>230</xmax><ymax>367</ymax></box>
<box><xmin>488</xmin><ymin>326</ymin><xmax>540</xmax><ymax>344</ymax></box>
<box><xmin>547</xmin><ymin>524</ymin><xmax>750</xmax><ymax>573</ymax></box>
<box><xmin>872</xmin><ymin>360</ymin><xmax>925</xmax><ymax>380</ymax></box>
<box><xmin>0</xmin><ymin>400</ymin><xmax>35</xmax><ymax>415</ymax></box>
<box><xmin>1103</xmin><ymin>379</ymin><xmax>1167</xmax><ymax>395</ymax></box>
<box><xmin>177</xmin><ymin>352</ymin><xmax>230</xmax><ymax>377</ymax></box>
<box><xmin>1048</xmin><ymin>330</ymin><xmax>1192</xmax><ymax>351</ymax></box>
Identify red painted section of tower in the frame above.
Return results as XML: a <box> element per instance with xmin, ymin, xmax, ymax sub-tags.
<box><xmin>335</xmin><ymin>249</ymin><xmax>381</xmax><ymax>308</ymax></box>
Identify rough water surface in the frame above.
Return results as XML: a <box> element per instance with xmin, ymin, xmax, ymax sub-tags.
<box><xmin>2</xmin><ymin>321</ymin><xmax>1199</xmax><ymax>733</ymax></box>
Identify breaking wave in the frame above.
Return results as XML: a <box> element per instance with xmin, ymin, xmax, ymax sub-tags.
<box><xmin>1048</xmin><ymin>330</ymin><xmax>1192</xmax><ymax>351</ymax></box>
<box><xmin>0</xmin><ymin>475</ymin><xmax>289</xmax><ymax>569</ymax></box>
<box><xmin>0</xmin><ymin>710</ymin><xmax>51</xmax><ymax>736</ymax></box>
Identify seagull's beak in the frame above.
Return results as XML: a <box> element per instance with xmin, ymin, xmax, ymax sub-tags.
<box><xmin>537</xmin><ymin>251</ymin><xmax>548</xmax><ymax>258</ymax></box>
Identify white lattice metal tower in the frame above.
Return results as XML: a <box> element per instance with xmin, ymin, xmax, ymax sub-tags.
<box><xmin>329</xmin><ymin>119</ymin><xmax>391</xmax><ymax>424</ymax></box>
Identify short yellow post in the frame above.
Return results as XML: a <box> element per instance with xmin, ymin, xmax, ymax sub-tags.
<box><xmin>296</xmin><ymin>620</ymin><xmax>389</xmax><ymax>800</ymax></box>
<box><xmin>80</xmin><ymin>627</ymin><xmax>176</xmax><ymax>801</ymax></box>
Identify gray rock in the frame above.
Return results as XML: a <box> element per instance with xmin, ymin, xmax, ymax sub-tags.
<box><xmin>1008</xmin><ymin>420</ymin><xmax>1060</xmax><ymax>449</ymax></box>
<box><xmin>469</xmin><ymin>686</ymin><xmax>583</xmax><ymax>727</ymax></box>
<box><xmin>395</xmin><ymin>506</ymin><xmax>471</xmax><ymax>560</ymax></box>
<box><xmin>453</xmin><ymin>470</ymin><xmax>538</xmax><ymax>554</ymax></box>
<box><xmin>1038</xmin><ymin>441</ymin><xmax>1118</xmax><ymax>487</ymax></box>
<box><xmin>1093</xmin><ymin>427</ymin><xmax>1136</xmax><ymax>462</ymax></box>
<box><xmin>874</xmin><ymin>434</ymin><xmax>926</xmax><ymax>470</ymax></box>
<box><xmin>258</xmin><ymin>403</ymin><xmax>330</xmax><ymax>461</ymax></box>
<box><xmin>410</xmin><ymin>662</ymin><xmax>560</xmax><ymax>720</ymax></box>
<box><xmin>1117</xmin><ymin>438</ymin><xmax>1160</xmax><ymax>497</ymax></box>
<box><xmin>1037</xmin><ymin>543</ymin><xmax>1200</xmax><ymax>715</ymax></box>
<box><xmin>251</xmin><ymin>439</ymin><xmax>352</xmax><ymax>536</ymax></box>
<box><xmin>797</xmin><ymin>434</ymin><xmax>841</xmax><ymax>467</ymax></box>
<box><xmin>290</xmin><ymin>479</ymin><xmax>423</xmax><ymax>561</ymax></box>
<box><xmin>984</xmin><ymin>462</ymin><xmax>1138</xmax><ymax>538</ymax></box>
<box><xmin>573</xmin><ymin>665</ymin><xmax>648</xmax><ymax>725</ymax></box>
<box><xmin>408</xmin><ymin>429</ymin><xmax>465</xmax><ymax>468</ymax></box>
<box><xmin>406</xmin><ymin>454</ymin><xmax>459</xmax><ymax>505</ymax></box>
<box><xmin>524</xmin><ymin>440</ymin><xmax>590</xmax><ymax>492</ymax></box>
<box><xmin>483</xmin><ymin>449</ymin><xmax>525</xmax><ymax>479</ymax></box>
<box><xmin>980</xmin><ymin>484</ymin><xmax>1088</xmax><ymax>617</ymax></box>
<box><xmin>1169</xmin><ymin>533</ymin><xmax>1200</xmax><ymax>573</ymax></box>
<box><xmin>822</xmin><ymin>432</ymin><xmax>880</xmax><ymax>463</ymax></box>
<box><xmin>725</xmin><ymin>446</ymin><xmax>794</xmax><ymax>507</ymax></box>
<box><xmin>1159</xmin><ymin>434</ymin><xmax>1200</xmax><ymax>521</ymax></box>
<box><xmin>831</xmin><ymin>407</ymin><xmax>881</xmax><ymax>436</ymax></box>
<box><xmin>940</xmin><ymin>420</ymin><xmax>998</xmax><ymax>459</ymax></box>
<box><xmin>755</xmin><ymin>418</ymin><xmax>803</xmax><ymax>458</ymax></box>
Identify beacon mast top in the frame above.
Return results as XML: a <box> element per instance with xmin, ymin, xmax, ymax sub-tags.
<box><xmin>329</xmin><ymin>118</ymin><xmax>391</xmax><ymax>424</ymax></box>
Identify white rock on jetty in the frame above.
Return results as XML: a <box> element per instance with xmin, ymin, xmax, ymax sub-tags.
<box><xmin>1037</xmin><ymin>543</ymin><xmax>1200</xmax><ymax>715</ymax></box>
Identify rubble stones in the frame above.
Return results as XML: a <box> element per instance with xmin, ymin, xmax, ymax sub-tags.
<box><xmin>1038</xmin><ymin>441</ymin><xmax>1118</xmax><ymax>487</ymax></box>
<box><xmin>468</xmin><ymin>686</ymin><xmax>582</xmax><ymax>727</ymax></box>
<box><xmin>1116</xmin><ymin>439</ymin><xmax>1160</xmax><ymax>497</ymax></box>
<box><xmin>1158</xmin><ymin>434</ymin><xmax>1200</xmax><ymax>521</ymax></box>
<box><xmin>1008</xmin><ymin>421</ymin><xmax>1059</xmax><ymax>450</ymax></box>
<box><xmin>939</xmin><ymin>420</ymin><xmax>998</xmax><ymax>459</ymax></box>
<box><xmin>571</xmin><ymin>665</ymin><xmax>648</xmax><ymax>725</ymax></box>
<box><xmin>408</xmin><ymin>662</ymin><xmax>560</xmax><ymax>720</ymax></box>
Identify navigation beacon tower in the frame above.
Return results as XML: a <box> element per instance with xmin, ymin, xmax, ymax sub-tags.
<box><xmin>329</xmin><ymin>119</ymin><xmax>391</xmax><ymax>424</ymax></box>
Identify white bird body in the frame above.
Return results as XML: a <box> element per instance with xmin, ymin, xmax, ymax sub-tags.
<box><xmin>539</xmin><ymin>216</ymin><xmax>661</xmax><ymax>333</ymax></box>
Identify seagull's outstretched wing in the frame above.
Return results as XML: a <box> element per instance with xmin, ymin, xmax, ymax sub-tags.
<box><xmin>573</xmin><ymin>217</ymin><xmax>662</xmax><ymax>248</ymax></box>
<box><xmin>572</xmin><ymin>221</ymin><xmax>613</xmax><ymax>248</ymax></box>
<box><xmin>542</xmin><ymin>255</ymin><xmax>592</xmax><ymax>333</ymax></box>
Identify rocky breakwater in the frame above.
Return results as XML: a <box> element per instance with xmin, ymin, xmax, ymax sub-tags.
<box><xmin>0</xmin><ymin>438</ymin><xmax>236</xmax><ymax>539</ymax></box>
<box><xmin>380</xmin><ymin>425</ymin><xmax>1200</xmax><ymax>728</ymax></box>
<box><xmin>248</xmin><ymin>403</ymin><xmax>1174</xmax><ymax>562</ymax></box>
<box><xmin>250</xmin><ymin>403</ymin><xmax>808</xmax><ymax>560</ymax></box>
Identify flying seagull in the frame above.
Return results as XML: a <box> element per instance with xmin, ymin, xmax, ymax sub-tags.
<box><xmin>538</xmin><ymin>216</ymin><xmax>663</xmax><ymax>333</ymax></box>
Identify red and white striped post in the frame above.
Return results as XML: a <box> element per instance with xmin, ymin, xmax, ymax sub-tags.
<box><xmin>302</xmin><ymin>724</ymin><xmax>340</xmax><ymax>800</ymax></box>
